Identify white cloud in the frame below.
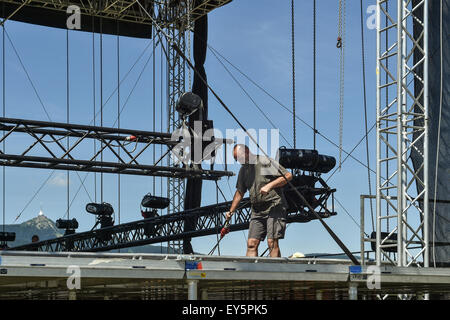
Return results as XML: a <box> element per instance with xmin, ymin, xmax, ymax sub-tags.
<box><xmin>49</xmin><ymin>173</ymin><xmax>69</xmax><ymax>187</ymax></box>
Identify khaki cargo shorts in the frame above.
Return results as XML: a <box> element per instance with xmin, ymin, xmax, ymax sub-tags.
<box><xmin>248</xmin><ymin>204</ymin><xmax>287</xmax><ymax>241</ymax></box>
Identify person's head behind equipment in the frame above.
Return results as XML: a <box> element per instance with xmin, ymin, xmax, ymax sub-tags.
<box><xmin>233</xmin><ymin>144</ymin><xmax>252</xmax><ymax>164</ymax></box>
<box><xmin>31</xmin><ymin>235</ymin><xmax>39</xmax><ymax>243</ymax></box>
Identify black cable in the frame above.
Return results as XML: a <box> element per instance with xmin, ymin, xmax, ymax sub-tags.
<box><xmin>111</xmin><ymin>49</ymin><xmax>155</xmax><ymax>128</ymax></box>
<box><xmin>2</xmin><ymin>14</ymin><xmax>5</xmax><ymax>232</ymax></box>
<box><xmin>152</xmin><ymin>26</ymin><xmax>156</xmax><ymax>195</ymax></box>
<box><xmin>117</xmin><ymin>22</ymin><xmax>121</xmax><ymax>226</ymax></box>
<box><xmin>3</xmin><ymin>29</ymin><xmax>51</xmax><ymax>121</ymax></box>
<box><xmin>92</xmin><ymin>14</ymin><xmax>97</xmax><ymax>204</ymax></box>
<box><xmin>313</xmin><ymin>0</ymin><xmax>317</xmax><ymax>150</ymax></box>
<box><xmin>291</xmin><ymin>0</ymin><xmax>296</xmax><ymax>149</ymax></box>
<box><xmin>15</xmin><ymin>171</ymin><xmax>55</xmax><ymax>222</ymax></box>
<box><xmin>326</xmin><ymin>122</ymin><xmax>376</xmax><ymax>183</ymax></box>
<box><xmin>66</xmin><ymin>29</ymin><xmax>70</xmax><ymax>220</ymax></box>
<box><xmin>100</xmin><ymin>18</ymin><xmax>103</xmax><ymax>204</ymax></box>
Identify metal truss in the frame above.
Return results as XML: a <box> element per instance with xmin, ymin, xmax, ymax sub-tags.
<box><xmin>0</xmin><ymin>117</ymin><xmax>233</xmax><ymax>179</ymax></box>
<box><xmin>8</xmin><ymin>184</ymin><xmax>337</xmax><ymax>253</ymax></box>
<box><xmin>1</xmin><ymin>0</ymin><xmax>152</xmax><ymax>23</ymax></box>
<box><xmin>0</xmin><ymin>0</ymin><xmax>231</xmax><ymax>31</ymax></box>
<box><xmin>376</xmin><ymin>0</ymin><xmax>429</xmax><ymax>267</ymax></box>
<box><xmin>155</xmin><ymin>1</ymin><xmax>188</xmax><ymax>253</ymax></box>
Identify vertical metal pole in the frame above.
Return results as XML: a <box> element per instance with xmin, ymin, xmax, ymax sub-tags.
<box><xmin>400</xmin><ymin>0</ymin><xmax>410</xmax><ymax>267</ymax></box>
<box><xmin>360</xmin><ymin>195</ymin><xmax>365</xmax><ymax>265</ymax></box>
<box><xmin>187</xmin><ymin>280</ymin><xmax>198</xmax><ymax>300</ymax></box>
<box><xmin>348</xmin><ymin>283</ymin><xmax>358</xmax><ymax>300</ymax></box>
<box><xmin>316</xmin><ymin>290</ymin><xmax>323</xmax><ymax>300</ymax></box>
<box><xmin>396</xmin><ymin>0</ymin><xmax>405</xmax><ymax>267</ymax></box>
<box><xmin>201</xmin><ymin>289</ymin><xmax>208</xmax><ymax>300</ymax></box>
<box><xmin>422</xmin><ymin>0</ymin><xmax>430</xmax><ymax>268</ymax></box>
<box><xmin>375</xmin><ymin>0</ymin><xmax>382</xmax><ymax>267</ymax></box>
<box><xmin>68</xmin><ymin>291</ymin><xmax>77</xmax><ymax>300</ymax></box>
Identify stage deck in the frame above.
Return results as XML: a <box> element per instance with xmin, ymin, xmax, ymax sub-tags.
<box><xmin>0</xmin><ymin>251</ymin><xmax>449</xmax><ymax>300</ymax></box>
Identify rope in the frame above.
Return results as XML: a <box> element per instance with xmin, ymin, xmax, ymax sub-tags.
<box><xmin>360</xmin><ymin>0</ymin><xmax>374</xmax><ymax>231</ymax></box>
<box><xmin>3</xmin><ymin>28</ymin><xmax>93</xmax><ymax>222</ymax></box>
<box><xmin>111</xmin><ymin>49</ymin><xmax>155</xmax><ymax>128</ymax></box>
<box><xmin>117</xmin><ymin>22</ymin><xmax>121</xmax><ymax>226</ymax></box>
<box><xmin>152</xmin><ymin>26</ymin><xmax>156</xmax><ymax>194</ymax></box>
<box><xmin>92</xmin><ymin>14</ymin><xmax>97</xmax><ymax>204</ymax></box>
<box><xmin>100</xmin><ymin>18</ymin><xmax>104</xmax><ymax>203</ymax></box>
<box><xmin>66</xmin><ymin>29</ymin><xmax>70</xmax><ymax>220</ymax></box>
<box><xmin>2</xmin><ymin>13</ymin><xmax>5</xmax><ymax>232</ymax></box>
<box><xmin>291</xmin><ymin>0</ymin><xmax>296</xmax><ymax>149</ymax></box>
<box><xmin>313</xmin><ymin>0</ymin><xmax>317</xmax><ymax>150</ymax></box>
<box><xmin>338</xmin><ymin>0</ymin><xmax>346</xmax><ymax>170</ymax></box>
<box><xmin>15</xmin><ymin>171</ymin><xmax>55</xmax><ymax>222</ymax></box>
<box><xmin>3</xmin><ymin>29</ymin><xmax>51</xmax><ymax>121</ymax></box>
<box><xmin>326</xmin><ymin>122</ymin><xmax>376</xmax><ymax>183</ymax></box>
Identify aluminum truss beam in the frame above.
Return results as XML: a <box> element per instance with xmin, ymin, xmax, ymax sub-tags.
<box><xmin>156</xmin><ymin>1</ymin><xmax>188</xmax><ymax>253</ymax></box>
<box><xmin>376</xmin><ymin>0</ymin><xmax>429</xmax><ymax>267</ymax></box>
<box><xmin>8</xmin><ymin>185</ymin><xmax>337</xmax><ymax>253</ymax></box>
<box><xmin>0</xmin><ymin>0</ymin><xmax>154</xmax><ymax>24</ymax></box>
<box><xmin>0</xmin><ymin>117</ymin><xmax>233</xmax><ymax>179</ymax></box>
<box><xmin>0</xmin><ymin>0</ymin><xmax>232</xmax><ymax>35</ymax></box>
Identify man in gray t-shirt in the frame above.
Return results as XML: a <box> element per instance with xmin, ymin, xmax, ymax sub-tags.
<box><xmin>226</xmin><ymin>144</ymin><xmax>293</xmax><ymax>257</ymax></box>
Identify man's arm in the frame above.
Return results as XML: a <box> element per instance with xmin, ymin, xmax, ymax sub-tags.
<box><xmin>226</xmin><ymin>190</ymin><xmax>244</xmax><ymax>220</ymax></box>
<box><xmin>260</xmin><ymin>171</ymin><xmax>293</xmax><ymax>195</ymax></box>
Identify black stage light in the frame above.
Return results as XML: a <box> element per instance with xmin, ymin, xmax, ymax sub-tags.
<box><xmin>176</xmin><ymin>92</ymin><xmax>203</xmax><ymax>118</ymax></box>
<box><xmin>56</xmin><ymin>218</ymin><xmax>79</xmax><ymax>230</ymax></box>
<box><xmin>141</xmin><ymin>194</ymin><xmax>170</xmax><ymax>210</ymax></box>
<box><xmin>56</xmin><ymin>218</ymin><xmax>79</xmax><ymax>237</ymax></box>
<box><xmin>0</xmin><ymin>232</ymin><xmax>15</xmax><ymax>242</ymax></box>
<box><xmin>86</xmin><ymin>202</ymin><xmax>114</xmax><ymax>216</ymax></box>
<box><xmin>277</xmin><ymin>148</ymin><xmax>336</xmax><ymax>174</ymax></box>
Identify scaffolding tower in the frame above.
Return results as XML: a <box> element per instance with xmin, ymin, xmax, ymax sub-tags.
<box><xmin>376</xmin><ymin>0</ymin><xmax>429</xmax><ymax>267</ymax></box>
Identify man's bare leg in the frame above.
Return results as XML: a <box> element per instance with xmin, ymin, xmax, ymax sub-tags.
<box><xmin>267</xmin><ymin>239</ymin><xmax>281</xmax><ymax>257</ymax></box>
<box><xmin>246</xmin><ymin>238</ymin><xmax>260</xmax><ymax>257</ymax></box>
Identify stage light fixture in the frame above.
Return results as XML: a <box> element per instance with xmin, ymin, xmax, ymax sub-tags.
<box><xmin>141</xmin><ymin>194</ymin><xmax>170</xmax><ymax>210</ymax></box>
<box><xmin>56</xmin><ymin>218</ymin><xmax>79</xmax><ymax>236</ymax></box>
<box><xmin>0</xmin><ymin>232</ymin><xmax>15</xmax><ymax>242</ymax></box>
<box><xmin>277</xmin><ymin>148</ymin><xmax>336</xmax><ymax>174</ymax></box>
<box><xmin>176</xmin><ymin>92</ymin><xmax>203</xmax><ymax>118</ymax></box>
<box><xmin>86</xmin><ymin>202</ymin><xmax>114</xmax><ymax>216</ymax></box>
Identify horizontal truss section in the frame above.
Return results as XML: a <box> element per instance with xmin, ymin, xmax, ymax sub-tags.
<box><xmin>0</xmin><ymin>117</ymin><xmax>233</xmax><ymax>180</ymax></box>
<box><xmin>8</xmin><ymin>182</ymin><xmax>337</xmax><ymax>252</ymax></box>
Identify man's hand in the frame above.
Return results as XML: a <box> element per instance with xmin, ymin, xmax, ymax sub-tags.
<box><xmin>225</xmin><ymin>211</ymin><xmax>233</xmax><ymax>221</ymax></box>
<box><xmin>260</xmin><ymin>184</ymin><xmax>272</xmax><ymax>195</ymax></box>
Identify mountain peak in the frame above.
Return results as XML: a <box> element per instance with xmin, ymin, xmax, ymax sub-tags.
<box><xmin>21</xmin><ymin>215</ymin><xmax>59</xmax><ymax>233</ymax></box>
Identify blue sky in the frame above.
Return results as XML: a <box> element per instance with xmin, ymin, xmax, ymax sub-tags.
<box><xmin>1</xmin><ymin>0</ymin><xmax>380</xmax><ymax>257</ymax></box>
